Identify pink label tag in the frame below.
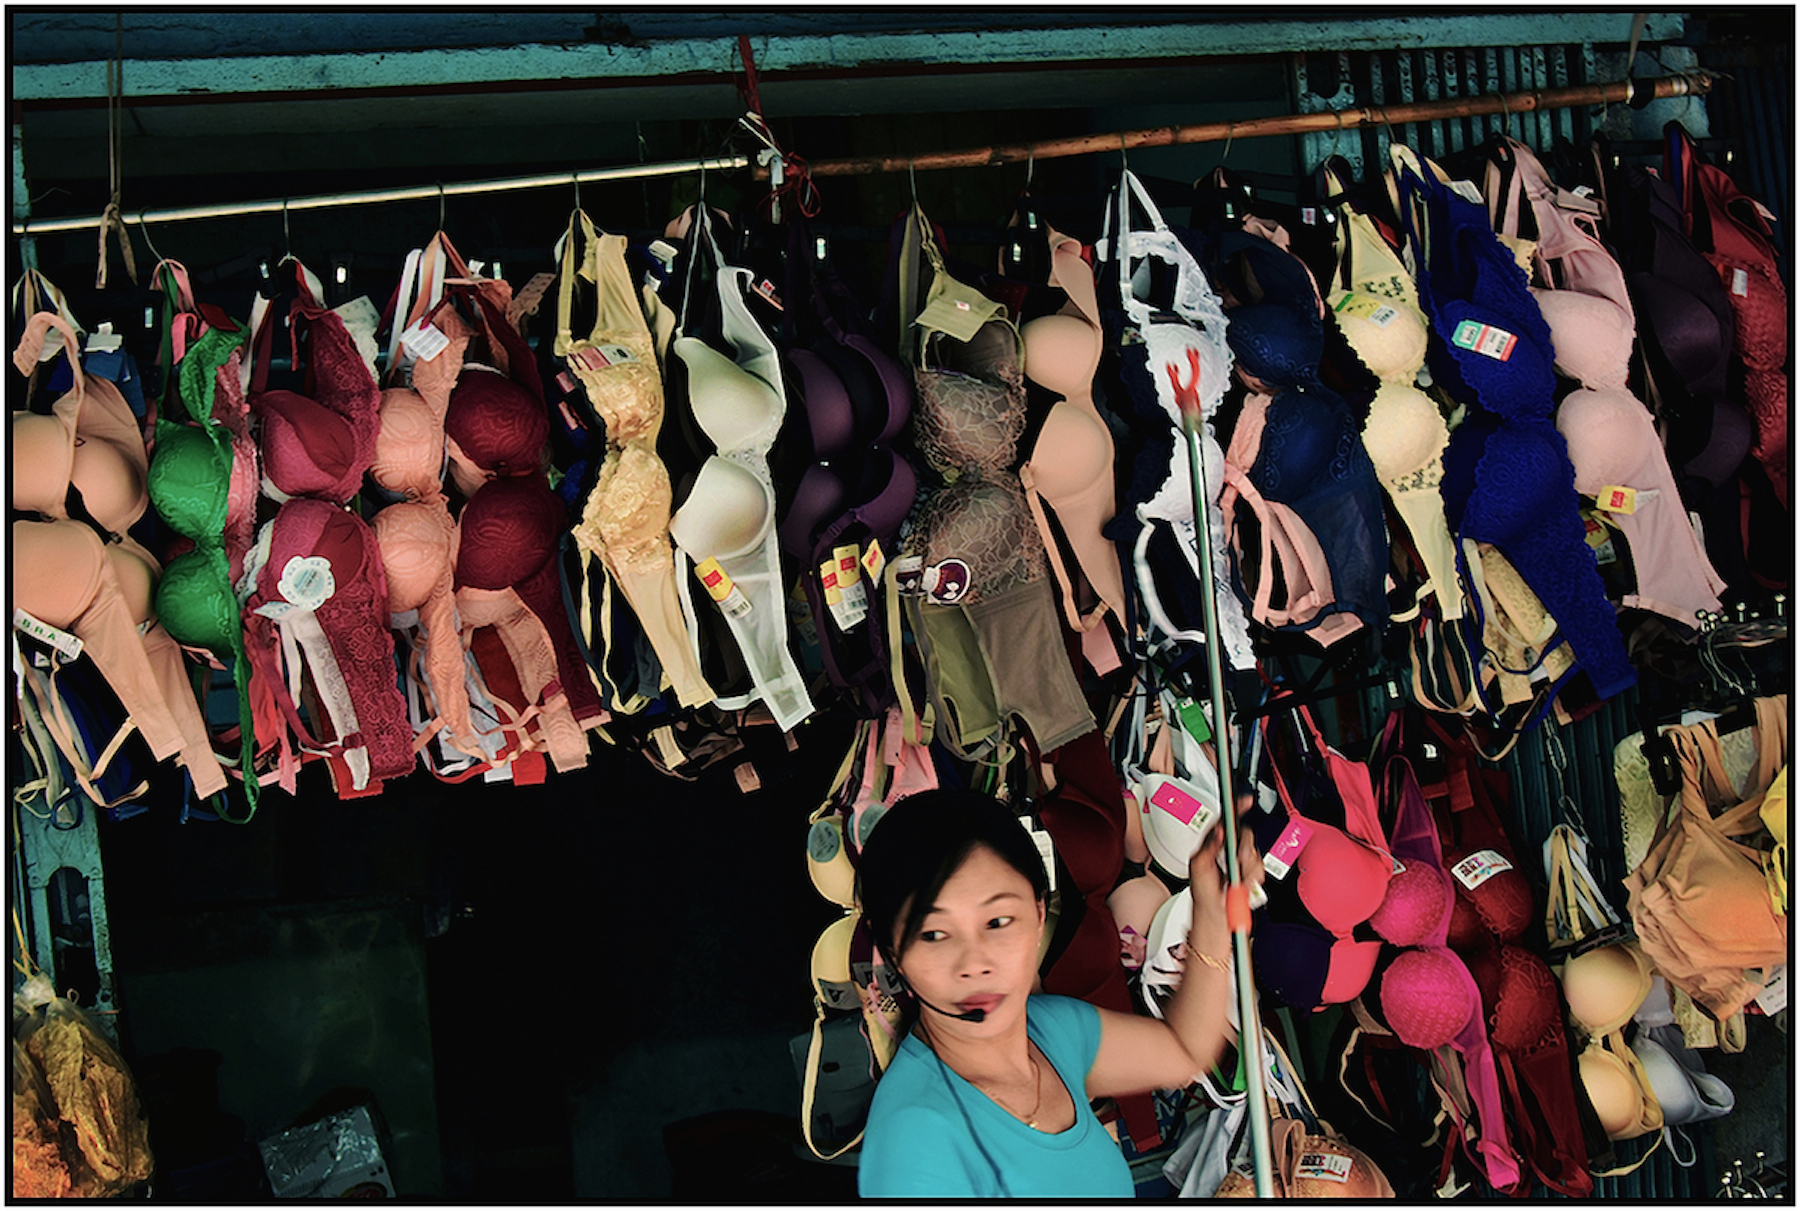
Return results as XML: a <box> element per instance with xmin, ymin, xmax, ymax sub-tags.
<box><xmin>1262</xmin><ymin>817</ymin><xmax>1315</xmax><ymax>880</ymax></box>
<box><xmin>1150</xmin><ymin>780</ymin><xmax>1205</xmax><ymax>825</ymax></box>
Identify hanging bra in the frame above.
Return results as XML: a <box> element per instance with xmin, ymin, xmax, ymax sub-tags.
<box><xmin>1398</xmin><ymin>149</ymin><xmax>1636</xmax><ymax>703</ymax></box>
<box><xmin>1668</xmin><ymin>122</ymin><xmax>1789</xmax><ymax>509</ymax></box>
<box><xmin>1093</xmin><ymin>170</ymin><xmax>1255</xmax><ymax>670</ymax></box>
<box><xmin>12</xmin><ymin>518</ymin><xmax>229</xmax><ymax>802</ymax></box>
<box><xmin>245</xmin><ymin>260</ymin><xmax>382</xmax><ymax>505</ymax></box>
<box><xmin>456</xmin><ymin>475</ymin><xmax>607</xmax><ymax>731</ymax></box>
<box><xmin>151</xmin><ymin>315</ymin><xmax>268</xmax><ymax>814</ymax></box>
<box><xmin>662</xmin><ymin>212</ymin><xmax>813</xmax><ymax>734</ymax></box>
<box><xmin>12</xmin><ymin>315</ymin><xmax>149</xmax><ymax>536</ymax></box>
<box><xmin>1250</xmin><ymin>704</ymin><xmax>1393</xmax><ymax>1012</ymax></box>
<box><xmin>1626</xmin><ymin>697</ymin><xmax>1788</xmax><ymax>1021</ymax></box>
<box><xmin>443</xmin><ymin>365</ymin><xmax>548</xmax><ymax>497</ymax></box>
<box><xmin>557</xmin><ymin>209</ymin><xmax>714</xmax><ymax>713</ymax></box>
<box><xmin>241</xmin><ymin>497</ymin><xmax>417</xmax><ymax>795</ymax></box>
<box><xmin>1320</xmin><ymin>165</ymin><xmax>1465</xmax><ymax>626</ymax></box>
<box><xmin>371</xmin><ymin>498</ymin><xmax>483</xmax><ymax>763</ymax></box>
<box><xmin>1416</xmin><ymin>713</ymin><xmax>1593</xmax><ymax>1195</ymax></box>
<box><xmin>898</xmin><ymin>203</ymin><xmax>1094</xmax><ymax>757</ymax></box>
<box><xmin>1555</xmin><ymin>387</ymin><xmax>1724</xmax><ymax>626</ymax></box>
<box><xmin>1017</xmin><ymin>230</ymin><xmax>1129</xmax><ymax>652</ymax></box>
<box><xmin>1606</xmin><ymin>161</ymin><xmax>1756</xmax><ymax>587</ymax></box>
<box><xmin>1483</xmin><ymin>137</ymin><xmax>1638</xmax><ymax>390</ymax></box>
<box><xmin>12</xmin><ymin>310</ymin><xmax>232</xmax><ymax>804</ymax></box>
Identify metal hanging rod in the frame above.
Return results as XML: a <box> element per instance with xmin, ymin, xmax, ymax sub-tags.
<box><xmin>11</xmin><ymin>154</ymin><xmax>751</xmax><ymax>236</ymax></box>
<box><xmin>780</xmin><ymin>74</ymin><xmax>1713</xmax><ymax>178</ymax></box>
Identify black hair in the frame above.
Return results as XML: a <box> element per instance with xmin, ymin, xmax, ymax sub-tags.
<box><xmin>856</xmin><ymin>789</ymin><xmax>1049</xmax><ymax>970</ymax></box>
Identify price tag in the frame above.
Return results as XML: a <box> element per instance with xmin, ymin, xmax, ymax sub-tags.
<box><xmin>1263</xmin><ymin>817</ymin><xmax>1316</xmax><ymax>880</ymax></box>
<box><xmin>1754</xmin><ymin>964</ymin><xmax>1787</xmax><ymax>1015</ymax></box>
<box><xmin>1450</xmin><ymin>319</ymin><xmax>1518</xmax><ymax>361</ymax></box>
<box><xmin>1295</xmin><ymin>1152</ymin><xmax>1354</xmax><ymax>1183</ymax></box>
<box><xmin>1731</xmin><ymin>268</ymin><xmax>1750</xmax><ymax>297</ymax></box>
<box><xmin>1334</xmin><ymin>292</ymin><xmax>1400</xmax><ymax>328</ymax></box>
<box><xmin>833</xmin><ymin>545</ymin><xmax>869</xmax><ymax>618</ymax></box>
<box><xmin>891</xmin><ymin>555</ymin><xmax>927</xmax><ymax>596</ymax></box>
<box><xmin>1448</xmin><ymin>178</ymin><xmax>1486</xmax><ymax>205</ymax></box>
<box><xmin>1452</xmin><ymin>848</ymin><xmax>1513</xmax><ymax>890</ymax></box>
<box><xmin>570</xmin><ymin>343</ymin><xmax>638</xmax><ymax>372</ymax></box>
<box><xmin>753</xmin><ymin>278</ymin><xmax>784</xmax><ymax>311</ymax></box>
<box><xmin>818</xmin><ymin>559</ymin><xmax>865</xmax><ymax>631</ymax></box>
<box><xmin>277</xmin><ymin>555</ymin><xmax>337</xmax><ymax>611</ymax></box>
<box><xmin>1597</xmin><ymin>485</ymin><xmax>1639</xmax><ymax>515</ymax></box>
<box><xmin>695</xmin><ymin>557</ymin><xmax>752</xmax><ymax>618</ymax></box>
<box><xmin>399</xmin><ymin>318</ymin><xmax>451</xmax><ymax>362</ymax></box>
<box><xmin>860</xmin><ymin>539</ymin><xmax>887</xmax><ymax>585</ymax></box>
<box><xmin>1025</xmin><ymin>819</ymin><xmax>1058</xmax><ymax>895</ymax></box>
<box><xmin>12</xmin><ymin>608</ymin><xmax>83</xmax><ymax>661</ymax></box>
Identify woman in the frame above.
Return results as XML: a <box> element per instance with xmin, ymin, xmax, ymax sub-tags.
<box><xmin>855</xmin><ymin>788</ymin><xmax>1258</xmax><ymax>1197</ymax></box>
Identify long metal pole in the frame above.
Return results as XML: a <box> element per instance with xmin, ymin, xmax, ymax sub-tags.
<box><xmin>1179</xmin><ymin>415</ymin><xmax>1274</xmax><ymax>1196</ymax></box>
<box><xmin>779</xmin><ymin>73</ymin><xmax>1711</xmax><ymax>178</ymax></box>
<box><xmin>9</xmin><ymin>154</ymin><xmax>751</xmax><ymax>236</ymax></box>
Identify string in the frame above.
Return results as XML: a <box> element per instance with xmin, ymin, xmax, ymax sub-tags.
<box><xmin>95</xmin><ymin>14</ymin><xmax>138</xmax><ymax>289</ymax></box>
<box><xmin>12</xmin><ymin>908</ymin><xmax>41</xmax><ymax>979</ymax></box>
<box><xmin>735</xmin><ymin>34</ymin><xmax>820</xmax><ymax>220</ymax></box>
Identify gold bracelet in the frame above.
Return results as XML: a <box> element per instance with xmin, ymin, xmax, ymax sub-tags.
<box><xmin>1190</xmin><ymin>949</ymin><xmax>1231</xmax><ymax>974</ymax></box>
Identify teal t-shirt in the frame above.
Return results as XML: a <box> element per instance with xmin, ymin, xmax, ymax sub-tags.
<box><xmin>857</xmin><ymin>994</ymin><xmax>1134</xmax><ymax>1198</ymax></box>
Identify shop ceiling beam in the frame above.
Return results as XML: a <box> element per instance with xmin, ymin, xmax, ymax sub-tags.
<box><xmin>10</xmin><ymin>156</ymin><xmax>749</xmax><ymax>236</ymax></box>
<box><xmin>786</xmin><ymin>72</ymin><xmax>1713</xmax><ymax>177</ymax></box>
<box><xmin>11</xmin><ymin>13</ymin><xmax>1686</xmax><ymax>106</ymax></box>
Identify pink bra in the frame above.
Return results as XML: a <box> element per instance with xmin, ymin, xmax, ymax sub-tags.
<box><xmin>373</xmin><ymin>499</ymin><xmax>482</xmax><ymax>762</ymax></box>
<box><xmin>242</xmin><ymin>498</ymin><xmax>418</xmax><ymax>794</ymax></box>
<box><xmin>247</xmin><ymin>263</ymin><xmax>381</xmax><ymax>505</ymax></box>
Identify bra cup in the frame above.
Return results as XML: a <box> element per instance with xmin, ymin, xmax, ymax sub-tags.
<box><xmin>1562</xmin><ymin>942</ymin><xmax>1652</xmax><ymax>1035</ymax></box>
<box><xmin>105</xmin><ymin>542</ymin><xmax>160</xmax><ymax>625</ymax></box>
<box><xmin>371</xmin><ymin>388</ymin><xmax>445</xmax><ymax>499</ymax></box>
<box><xmin>675</xmin><ymin>336</ymin><xmax>783</xmax><ymax>452</ymax></box>
<box><xmin>1632</xmin><ymin>1032</ymin><xmax>1734</xmax><ymax>1125</ymax></box>
<box><xmin>1579</xmin><ymin>1047</ymin><xmax>1649</xmax><ymax>1138</ymax></box>
<box><xmin>1434</xmin><ymin>298</ymin><xmax>1558</xmax><ymax>422</ymax></box>
<box><xmin>1447</xmin><ymin>862</ymin><xmax>1536</xmax><ymax>949</ymax></box>
<box><xmin>158</xmin><ymin>548</ymin><xmax>239</xmax><ymax>653</ymax></box>
<box><xmin>454</xmin><ymin>478</ymin><xmax>560</xmax><ymax>591</ymax></box>
<box><xmin>777</xmin><ymin>463</ymin><xmax>851</xmax><ymax>560</ymax></box>
<box><xmin>12</xmin><ymin>519</ymin><xmax>106</xmax><ymax>627</ymax></box>
<box><xmin>11</xmin><ymin>415</ymin><xmax>71</xmax><ymax>510</ymax></box>
<box><xmin>1369</xmin><ymin>859</ymin><xmax>1453</xmax><ymax>946</ymax></box>
<box><xmin>1106</xmin><ymin>874</ymin><xmax>1172</xmax><ymax>948</ymax></box>
<box><xmin>1254</xmin><ymin>920</ymin><xmax>1335</xmax><ymax>1009</ymax></box>
<box><xmin>1027</xmin><ymin>400</ymin><xmax>1112</xmax><ymax>499</ymax></box>
<box><xmin>1380</xmin><ymin>948</ymin><xmax>1477</xmax><ymax>1047</ymax></box>
<box><xmin>1684</xmin><ymin>394</ymin><xmax>1755</xmax><ymax>489</ymax></box>
<box><xmin>258</xmin><ymin>389</ymin><xmax>360</xmax><ymax>499</ymax></box>
<box><xmin>148</xmin><ymin>424</ymin><xmax>232</xmax><ymax>538</ymax></box>
<box><xmin>1319</xmin><ymin>938</ymin><xmax>1383</xmax><ymax>1006</ymax></box>
<box><xmin>373</xmin><ymin>501</ymin><xmax>453</xmax><ymax>614</ymax></box>
<box><xmin>1021</xmin><ymin>311</ymin><xmax>1102</xmax><ymax>399</ymax></box>
<box><xmin>1362</xmin><ymin>381</ymin><xmax>1447</xmax><ymax>482</ymax></box>
<box><xmin>1532</xmin><ymin>288</ymin><xmax>1634</xmax><ymax>388</ymax></box>
<box><xmin>670</xmin><ymin>456</ymin><xmax>773</xmax><ymax>560</ymax></box>
<box><xmin>445</xmin><ymin>370</ymin><xmax>549</xmax><ymax>475</ymax></box>
<box><xmin>1468</xmin><ymin>943</ymin><xmax>1562</xmax><ymax>1053</ymax></box>
<box><xmin>1556</xmin><ymin>387</ymin><xmax>1657</xmax><ymax>492</ymax></box>
<box><xmin>1330</xmin><ymin>290</ymin><xmax>1429</xmax><ymax>380</ymax></box>
<box><xmin>1295</xmin><ymin>828</ymin><xmax>1392</xmax><ymax>934</ymax></box>
<box><xmin>69</xmin><ymin>430</ymin><xmax>148</xmax><ymax>534</ymax></box>
<box><xmin>1459</xmin><ymin>423</ymin><xmax>1581</xmax><ymax>548</ymax></box>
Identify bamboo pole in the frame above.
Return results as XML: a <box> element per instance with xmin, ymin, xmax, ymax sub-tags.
<box><xmin>780</xmin><ymin>74</ymin><xmax>1712</xmax><ymax>178</ymax></box>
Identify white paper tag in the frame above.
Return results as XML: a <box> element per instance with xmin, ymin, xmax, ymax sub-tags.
<box><xmin>12</xmin><ymin>608</ymin><xmax>83</xmax><ymax>661</ymax></box>
<box><xmin>1452</xmin><ymin>848</ymin><xmax>1513</xmax><ymax>890</ymax></box>
<box><xmin>1754</xmin><ymin>964</ymin><xmax>1787</xmax><ymax>1015</ymax></box>
<box><xmin>1027</xmin><ymin>821</ymin><xmax>1058</xmax><ymax>895</ymax></box>
<box><xmin>400</xmin><ymin>318</ymin><xmax>451</xmax><ymax>362</ymax></box>
<box><xmin>277</xmin><ymin>555</ymin><xmax>337</xmax><ymax>611</ymax></box>
<box><xmin>84</xmin><ymin>321</ymin><xmax>123</xmax><ymax>354</ymax></box>
<box><xmin>1731</xmin><ymin>268</ymin><xmax>1750</xmax><ymax>297</ymax></box>
<box><xmin>1449</xmin><ymin>178</ymin><xmax>1485</xmax><ymax>205</ymax></box>
<box><xmin>1295</xmin><ymin>1151</ymin><xmax>1354</xmax><ymax>1182</ymax></box>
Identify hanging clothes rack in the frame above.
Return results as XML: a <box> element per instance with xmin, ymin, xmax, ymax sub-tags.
<box><xmin>10</xmin><ymin>154</ymin><xmax>751</xmax><ymax>236</ymax></box>
<box><xmin>777</xmin><ymin>73</ymin><xmax>1712</xmax><ymax>178</ymax></box>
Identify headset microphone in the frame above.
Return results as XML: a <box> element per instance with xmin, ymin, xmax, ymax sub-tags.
<box><xmin>918</xmin><ymin>997</ymin><xmax>986</xmax><ymax>1023</ymax></box>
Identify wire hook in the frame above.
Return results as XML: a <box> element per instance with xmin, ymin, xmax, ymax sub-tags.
<box><xmin>909</xmin><ymin>156</ymin><xmax>918</xmax><ymax>206</ymax></box>
<box><xmin>281</xmin><ymin>197</ymin><xmax>291</xmax><ymax>257</ymax></box>
<box><xmin>1119</xmin><ymin>132</ymin><xmax>1129</xmax><ymax>171</ymax></box>
<box><xmin>437</xmin><ymin>181</ymin><xmax>446</xmax><ymax>232</ymax></box>
<box><xmin>1025</xmin><ymin>145</ymin><xmax>1034</xmax><ymax>189</ymax></box>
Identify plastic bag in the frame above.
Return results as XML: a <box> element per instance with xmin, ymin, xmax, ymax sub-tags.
<box><xmin>12</xmin><ymin>973</ymin><xmax>154</xmax><ymax>1196</ymax></box>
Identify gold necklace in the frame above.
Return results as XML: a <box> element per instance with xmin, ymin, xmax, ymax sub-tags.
<box><xmin>969</xmin><ymin>1051</ymin><xmax>1045</xmax><ymax>1130</ymax></box>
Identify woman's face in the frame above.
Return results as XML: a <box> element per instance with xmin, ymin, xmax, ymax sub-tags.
<box><xmin>894</xmin><ymin>844</ymin><xmax>1046</xmax><ymax>1033</ymax></box>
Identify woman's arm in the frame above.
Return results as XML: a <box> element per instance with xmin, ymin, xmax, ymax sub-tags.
<box><xmin>1085</xmin><ymin>800</ymin><xmax>1261</xmax><ymax>1098</ymax></box>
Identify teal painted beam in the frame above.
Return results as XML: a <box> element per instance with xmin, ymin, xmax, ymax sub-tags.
<box><xmin>13</xmin><ymin>13</ymin><xmax>1687</xmax><ymax>103</ymax></box>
